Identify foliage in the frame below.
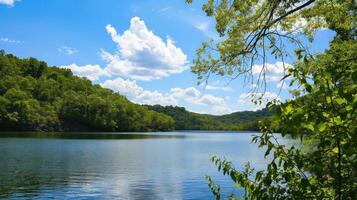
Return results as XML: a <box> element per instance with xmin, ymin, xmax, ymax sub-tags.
<box><xmin>208</xmin><ymin>38</ymin><xmax>357</xmax><ymax>200</ymax></box>
<box><xmin>0</xmin><ymin>51</ymin><xmax>278</xmax><ymax>132</ymax></box>
<box><xmin>147</xmin><ymin>104</ymin><xmax>276</xmax><ymax>131</ymax></box>
<box><xmin>0</xmin><ymin>52</ymin><xmax>175</xmax><ymax>132</ymax></box>
<box><xmin>187</xmin><ymin>0</ymin><xmax>357</xmax><ymax>199</ymax></box>
<box><xmin>186</xmin><ymin>0</ymin><xmax>355</xmax><ymax>90</ymax></box>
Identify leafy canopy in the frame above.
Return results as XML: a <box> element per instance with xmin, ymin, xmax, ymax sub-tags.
<box><xmin>187</xmin><ymin>0</ymin><xmax>356</xmax><ymax>199</ymax></box>
<box><xmin>187</xmin><ymin>0</ymin><xmax>355</xmax><ymax>89</ymax></box>
<box><xmin>0</xmin><ymin>52</ymin><xmax>175</xmax><ymax>132</ymax></box>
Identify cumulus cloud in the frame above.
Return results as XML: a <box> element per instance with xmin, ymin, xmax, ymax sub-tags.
<box><xmin>205</xmin><ymin>85</ymin><xmax>233</xmax><ymax>91</ymax></box>
<box><xmin>169</xmin><ymin>90</ymin><xmax>229</xmax><ymax>114</ymax></box>
<box><xmin>0</xmin><ymin>37</ymin><xmax>24</xmax><ymax>43</ymax></box>
<box><xmin>238</xmin><ymin>92</ymin><xmax>280</xmax><ymax>110</ymax></box>
<box><xmin>102</xmin><ymin>17</ymin><xmax>188</xmax><ymax>81</ymax></box>
<box><xmin>101</xmin><ymin>78</ymin><xmax>230</xmax><ymax>114</ymax></box>
<box><xmin>200</xmin><ymin>95</ymin><xmax>226</xmax><ymax>105</ymax></box>
<box><xmin>188</xmin><ymin>94</ymin><xmax>230</xmax><ymax>114</ymax></box>
<box><xmin>61</xmin><ymin>64</ymin><xmax>110</xmax><ymax>81</ymax></box>
<box><xmin>169</xmin><ymin>87</ymin><xmax>229</xmax><ymax>114</ymax></box>
<box><xmin>60</xmin><ymin>17</ymin><xmax>188</xmax><ymax>82</ymax></box>
<box><xmin>102</xmin><ymin>77</ymin><xmax>177</xmax><ymax>106</ymax></box>
<box><xmin>137</xmin><ymin>90</ymin><xmax>177</xmax><ymax>106</ymax></box>
<box><xmin>101</xmin><ymin>76</ymin><xmax>280</xmax><ymax>114</ymax></box>
<box><xmin>0</xmin><ymin>0</ymin><xmax>18</xmax><ymax>6</ymax></box>
<box><xmin>211</xmin><ymin>105</ymin><xmax>231</xmax><ymax>115</ymax></box>
<box><xmin>101</xmin><ymin>77</ymin><xmax>143</xmax><ymax>97</ymax></box>
<box><xmin>252</xmin><ymin>62</ymin><xmax>291</xmax><ymax>82</ymax></box>
<box><xmin>58</xmin><ymin>46</ymin><xmax>78</xmax><ymax>55</ymax></box>
<box><xmin>170</xmin><ymin>87</ymin><xmax>201</xmax><ymax>99</ymax></box>
<box><xmin>204</xmin><ymin>81</ymin><xmax>233</xmax><ymax>92</ymax></box>
<box><xmin>55</xmin><ymin>17</ymin><xmax>231</xmax><ymax>114</ymax></box>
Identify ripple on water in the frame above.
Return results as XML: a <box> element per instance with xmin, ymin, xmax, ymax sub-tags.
<box><xmin>0</xmin><ymin>131</ymin><xmax>287</xmax><ymax>199</ymax></box>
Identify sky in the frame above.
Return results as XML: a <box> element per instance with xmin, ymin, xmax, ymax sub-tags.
<box><xmin>0</xmin><ymin>0</ymin><xmax>335</xmax><ymax>115</ymax></box>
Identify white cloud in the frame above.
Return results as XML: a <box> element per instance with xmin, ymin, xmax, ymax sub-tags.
<box><xmin>178</xmin><ymin>7</ymin><xmax>221</xmax><ymax>39</ymax></box>
<box><xmin>204</xmin><ymin>81</ymin><xmax>233</xmax><ymax>92</ymax></box>
<box><xmin>102</xmin><ymin>17</ymin><xmax>188</xmax><ymax>81</ymax></box>
<box><xmin>190</xmin><ymin>18</ymin><xmax>219</xmax><ymax>39</ymax></box>
<box><xmin>276</xmin><ymin>81</ymin><xmax>289</xmax><ymax>89</ymax></box>
<box><xmin>0</xmin><ymin>37</ymin><xmax>24</xmax><ymax>43</ymax></box>
<box><xmin>293</xmin><ymin>18</ymin><xmax>308</xmax><ymax>30</ymax></box>
<box><xmin>101</xmin><ymin>77</ymin><xmax>230</xmax><ymax>114</ymax></box>
<box><xmin>101</xmin><ymin>77</ymin><xmax>143</xmax><ymax>97</ymax></box>
<box><xmin>0</xmin><ymin>0</ymin><xmax>18</xmax><ymax>6</ymax></box>
<box><xmin>61</xmin><ymin>64</ymin><xmax>110</xmax><ymax>81</ymax></box>
<box><xmin>238</xmin><ymin>92</ymin><xmax>280</xmax><ymax>110</ymax></box>
<box><xmin>277</xmin><ymin>17</ymin><xmax>327</xmax><ymax>34</ymax></box>
<box><xmin>186</xmin><ymin>94</ymin><xmax>230</xmax><ymax>115</ymax></box>
<box><xmin>170</xmin><ymin>87</ymin><xmax>201</xmax><ymax>98</ymax></box>
<box><xmin>58</xmin><ymin>46</ymin><xmax>78</xmax><ymax>55</ymax></box>
<box><xmin>205</xmin><ymin>85</ymin><xmax>232</xmax><ymax>91</ymax></box>
<box><xmin>194</xmin><ymin>20</ymin><xmax>210</xmax><ymax>32</ymax></box>
<box><xmin>210</xmin><ymin>105</ymin><xmax>231</xmax><ymax>115</ymax></box>
<box><xmin>252</xmin><ymin>62</ymin><xmax>291</xmax><ymax>82</ymax></box>
<box><xmin>169</xmin><ymin>87</ymin><xmax>230</xmax><ymax>114</ymax></box>
<box><xmin>101</xmin><ymin>76</ymin><xmax>282</xmax><ymax>114</ymax></box>
<box><xmin>201</xmin><ymin>95</ymin><xmax>225</xmax><ymax>105</ymax></box>
<box><xmin>101</xmin><ymin>77</ymin><xmax>177</xmax><ymax>106</ymax></box>
<box><xmin>137</xmin><ymin>90</ymin><xmax>177</xmax><ymax>106</ymax></box>
<box><xmin>188</xmin><ymin>94</ymin><xmax>222</xmax><ymax>105</ymax></box>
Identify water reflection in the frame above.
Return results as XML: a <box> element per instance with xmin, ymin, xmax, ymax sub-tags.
<box><xmin>0</xmin><ymin>132</ymin><xmax>280</xmax><ymax>199</ymax></box>
<box><xmin>0</xmin><ymin>132</ymin><xmax>186</xmax><ymax>140</ymax></box>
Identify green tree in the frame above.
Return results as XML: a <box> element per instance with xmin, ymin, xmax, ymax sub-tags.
<box><xmin>187</xmin><ymin>0</ymin><xmax>356</xmax><ymax>199</ymax></box>
<box><xmin>22</xmin><ymin>58</ymin><xmax>47</xmax><ymax>79</ymax></box>
<box><xmin>0</xmin><ymin>51</ymin><xmax>175</xmax><ymax>132</ymax></box>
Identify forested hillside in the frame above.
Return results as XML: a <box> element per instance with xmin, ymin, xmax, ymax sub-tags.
<box><xmin>147</xmin><ymin>105</ymin><xmax>277</xmax><ymax>131</ymax></box>
<box><xmin>0</xmin><ymin>50</ymin><xmax>175</xmax><ymax>132</ymax></box>
<box><xmin>0</xmin><ymin>50</ymin><xmax>277</xmax><ymax>132</ymax></box>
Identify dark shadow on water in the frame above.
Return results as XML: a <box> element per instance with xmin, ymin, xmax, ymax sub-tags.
<box><xmin>0</xmin><ymin>171</ymin><xmax>70</xmax><ymax>199</ymax></box>
<box><xmin>0</xmin><ymin>132</ymin><xmax>186</xmax><ymax>140</ymax></box>
<box><xmin>128</xmin><ymin>181</ymin><xmax>162</xmax><ymax>200</ymax></box>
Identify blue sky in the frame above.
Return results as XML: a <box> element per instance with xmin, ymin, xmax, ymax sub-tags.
<box><xmin>0</xmin><ymin>0</ymin><xmax>335</xmax><ymax>114</ymax></box>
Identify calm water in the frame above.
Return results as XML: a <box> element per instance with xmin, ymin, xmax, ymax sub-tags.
<box><xmin>0</xmin><ymin>131</ymin><xmax>287</xmax><ymax>200</ymax></box>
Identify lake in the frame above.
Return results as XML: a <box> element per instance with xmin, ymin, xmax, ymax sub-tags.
<box><xmin>0</xmin><ymin>131</ymin><xmax>287</xmax><ymax>199</ymax></box>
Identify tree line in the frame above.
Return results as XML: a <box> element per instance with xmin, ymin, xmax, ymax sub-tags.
<box><xmin>0</xmin><ymin>50</ymin><xmax>274</xmax><ymax>132</ymax></box>
<box><xmin>147</xmin><ymin>104</ymin><xmax>278</xmax><ymax>131</ymax></box>
<box><xmin>0</xmin><ymin>50</ymin><xmax>174</xmax><ymax>132</ymax></box>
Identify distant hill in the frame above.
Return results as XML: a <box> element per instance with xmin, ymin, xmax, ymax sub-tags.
<box><xmin>146</xmin><ymin>105</ymin><xmax>276</xmax><ymax>131</ymax></box>
<box><xmin>212</xmin><ymin>109</ymin><xmax>274</xmax><ymax>124</ymax></box>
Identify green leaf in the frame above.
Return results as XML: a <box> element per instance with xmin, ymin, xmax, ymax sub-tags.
<box><xmin>332</xmin><ymin>147</ymin><xmax>339</xmax><ymax>154</ymax></box>
<box><xmin>305</xmin><ymin>124</ymin><xmax>314</xmax><ymax>131</ymax></box>
<box><xmin>333</xmin><ymin>116</ymin><xmax>342</xmax><ymax>125</ymax></box>
<box><xmin>335</xmin><ymin>98</ymin><xmax>347</xmax><ymax>105</ymax></box>
<box><xmin>318</xmin><ymin>123</ymin><xmax>327</xmax><ymax>132</ymax></box>
<box><xmin>284</xmin><ymin>105</ymin><xmax>293</xmax><ymax>115</ymax></box>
